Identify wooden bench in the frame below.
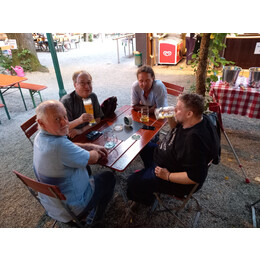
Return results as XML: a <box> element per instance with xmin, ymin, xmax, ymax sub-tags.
<box><xmin>14</xmin><ymin>82</ymin><xmax>47</xmax><ymax>108</ymax></box>
<box><xmin>0</xmin><ymin>103</ymin><xmax>5</xmax><ymax>124</ymax></box>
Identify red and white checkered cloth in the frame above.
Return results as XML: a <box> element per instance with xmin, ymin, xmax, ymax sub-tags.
<box><xmin>209</xmin><ymin>77</ymin><xmax>260</xmax><ymax>119</ymax></box>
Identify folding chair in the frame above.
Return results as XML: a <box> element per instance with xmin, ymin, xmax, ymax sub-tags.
<box><xmin>251</xmin><ymin>198</ymin><xmax>260</xmax><ymax>228</ymax></box>
<box><xmin>13</xmin><ymin>170</ymin><xmax>85</xmax><ymax>228</ymax></box>
<box><xmin>209</xmin><ymin>102</ymin><xmax>250</xmax><ymax>183</ymax></box>
<box><xmin>151</xmin><ymin>161</ymin><xmax>213</xmax><ymax>228</ymax></box>
<box><xmin>20</xmin><ymin>115</ymin><xmax>38</xmax><ymax>146</ymax></box>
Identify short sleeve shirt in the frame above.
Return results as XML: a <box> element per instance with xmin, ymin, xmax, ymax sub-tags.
<box><xmin>131</xmin><ymin>79</ymin><xmax>168</xmax><ymax>108</ymax></box>
<box><xmin>61</xmin><ymin>91</ymin><xmax>104</xmax><ymax>129</ymax></box>
<box><xmin>33</xmin><ymin>130</ymin><xmax>94</xmax><ymax>222</ymax></box>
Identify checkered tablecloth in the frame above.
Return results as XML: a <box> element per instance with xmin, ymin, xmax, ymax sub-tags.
<box><xmin>209</xmin><ymin>77</ymin><xmax>260</xmax><ymax>119</ymax></box>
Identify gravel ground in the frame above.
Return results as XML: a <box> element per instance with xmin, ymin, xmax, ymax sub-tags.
<box><xmin>0</xmin><ymin>37</ymin><xmax>260</xmax><ymax>229</ymax></box>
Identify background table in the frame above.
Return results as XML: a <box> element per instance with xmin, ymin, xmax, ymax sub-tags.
<box><xmin>209</xmin><ymin>78</ymin><xmax>260</xmax><ymax>119</ymax></box>
<box><xmin>0</xmin><ymin>74</ymin><xmax>28</xmax><ymax>119</ymax></box>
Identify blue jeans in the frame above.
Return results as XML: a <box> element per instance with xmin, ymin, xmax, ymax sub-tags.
<box><xmin>78</xmin><ymin>171</ymin><xmax>115</xmax><ymax>223</ymax></box>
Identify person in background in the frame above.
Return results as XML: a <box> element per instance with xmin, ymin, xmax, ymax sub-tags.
<box><xmin>61</xmin><ymin>71</ymin><xmax>103</xmax><ymax>138</ymax></box>
<box><xmin>131</xmin><ymin>65</ymin><xmax>168</xmax><ymax>114</ymax></box>
<box><xmin>33</xmin><ymin>100</ymin><xmax>115</xmax><ymax>227</ymax></box>
<box><xmin>127</xmin><ymin>93</ymin><xmax>220</xmax><ymax>207</ymax></box>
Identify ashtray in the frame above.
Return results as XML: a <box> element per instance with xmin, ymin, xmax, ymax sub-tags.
<box><xmin>132</xmin><ymin>134</ymin><xmax>141</xmax><ymax>140</ymax></box>
<box><xmin>113</xmin><ymin>124</ymin><xmax>123</xmax><ymax>132</ymax></box>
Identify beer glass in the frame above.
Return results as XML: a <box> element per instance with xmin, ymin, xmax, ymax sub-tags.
<box><xmin>140</xmin><ymin>106</ymin><xmax>149</xmax><ymax>123</ymax></box>
<box><xmin>83</xmin><ymin>98</ymin><xmax>96</xmax><ymax>126</ymax></box>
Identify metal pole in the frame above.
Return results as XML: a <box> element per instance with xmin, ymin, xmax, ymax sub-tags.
<box><xmin>116</xmin><ymin>39</ymin><xmax>120</xmax><ymax>64</ymax></box>
<box><xmin>46</xmin><ymin>33</ymin><xmax>67</xmax><ymax>98</ymax></box>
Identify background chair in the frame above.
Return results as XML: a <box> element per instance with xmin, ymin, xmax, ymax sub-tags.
<box><xmin>209</xmin><ymin>102</ymin><xmax>250</xmax><ymax>183</ymax></box>
<box><xmin>162</xmin><ymin>81</ymin><xmax>184</xmax><ymax>97</ymax></box>
<box><xmin>13</xmin><ymin>170</ymin><xmax>85</xmax><ymax>228</ymax></box>
<box><xmin>251</xmin><ymin>198</ymin><xmax>260</xmax><ymax>228</ymax></box>
<box><xmin>160</xmin><ymin>81</ymin><xmax>184</xmax><ymax>135</ymax></box>
<box><xmin>20</xmin><ymin>115</ymin><xmax>38</xmax><ymax>146</ymax></box>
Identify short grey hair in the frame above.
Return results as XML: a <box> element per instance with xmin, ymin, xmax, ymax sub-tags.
<box><xmin>36</xmin><ymin>100</ymin><xmax>65</xmax><ymax>128</ymax></box>
<box><xmin>72</xmin><ymin>70</ymin><xmax>92</xmax><ymax>83</ymax></box>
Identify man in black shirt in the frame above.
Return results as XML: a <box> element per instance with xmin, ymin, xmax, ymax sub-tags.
<box><xmin>127</xmin><ymin>93</ymin><xmax>220</xmax><ymax>205</ymax></box>
<box><xmin>61</xmin><ymin>71</ymin><xmax>103</xmax><ymax>138</ymax></box>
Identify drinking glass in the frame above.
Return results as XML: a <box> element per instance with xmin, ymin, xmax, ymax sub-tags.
<box><xmin>104</xmin><ymin>130</ymin><xmax>117</xmax><ymax>149</ymax></box>
<box><xmin>140</xmin><ymin>106</ymin><xmax>149</xmax><ymax>123</ymax></box>
<box><xmin>83</xmin><ymin>98</ymin><xmax>96</xmax><ymax>126</ymax></box>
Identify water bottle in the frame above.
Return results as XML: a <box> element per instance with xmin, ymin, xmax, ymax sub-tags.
<box><xmin>155</xmin><ymin>106</ymin><xmax>175</xmax><ymax>120</ymax></box>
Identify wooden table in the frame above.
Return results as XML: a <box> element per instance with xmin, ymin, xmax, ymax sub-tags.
<box><xmin>0</xmin><ymin>74</ymin><xmax>28</xmax><ymax>119</ymax></box>
<box><xmin>73</xmin><ymin>105</ymin><xmax>167</xmax><ymax>172</ymax></box>
<box><xmin>72</xmin><ymin>105</ymin><xmax>167</xmax><ymax>202</ymax></box>
<box><xmin>209</xmin><ymin>78</ymin><xmax>260</xmax><ymax>119</ymax></box>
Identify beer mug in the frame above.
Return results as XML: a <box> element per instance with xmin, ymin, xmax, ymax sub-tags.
<box><xmin>83</xmin><ymin>98</ymin><xmax>96</xmax><ymax>126</ymax></box>
<box><xmin>155</xmin><ymin>106</ymin><xmax>175</xmax><ymax>120</ymax></box>
<box><xmin>140</xmin><ymin>106</ymin><xmax>149</xmax><ymax>123</ymax></box>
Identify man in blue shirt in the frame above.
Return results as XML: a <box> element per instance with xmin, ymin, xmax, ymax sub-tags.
<box><xmin>131</xmin><ymin>65</ymin><xmax>168</xmax><ymax>114</ymax></box>
<box><xmin>33</xmin><ymin>100</ymin><xmax>115</xmax><ymax>226</ymax></box>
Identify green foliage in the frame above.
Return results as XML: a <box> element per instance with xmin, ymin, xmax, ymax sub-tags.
<box><xmin>189</xmin><ymin>33</ymin><xmax>235</xmax><ymax>111</ymax></box>
<box><xmin>0</xmin><ymin>52</ymin><xmax>12</xmax><ymax>71</ymax></box>
<box><xmin>88</xmin><ymin>34</ymin><xmax>93</xmax><ymax>42</ymax></box>
<box><xmin>17</xmin><ymin>48</ymin><xmax>32</xmax><ymax>72</ymax></box>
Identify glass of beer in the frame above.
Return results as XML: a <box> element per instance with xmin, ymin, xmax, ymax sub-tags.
<box><xmin>155</xmin><ymin>106</ymin><xmax>175</xmax><ymax>120</ymax></box>
<box><xmin>140</xmin><ymin>106</ymin><xmax>149</xmax><ymax>123</ymax></box>
<box><xmin>83</xmin><ymin>98</ymin><xmax>96</xmax><ymax>126</ymax></box>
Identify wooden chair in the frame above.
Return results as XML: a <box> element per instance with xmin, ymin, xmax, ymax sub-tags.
<box><xmin>20</xmin><ymin>115</ymin><xmax>38</xmax><ymax>146</ymax></box>
<box><xmin>162</xmin><ymin>81</ymin><xmax>184</xmax><ymax>97</ymax></box>
<box><xmin>151</xmin><ymin>161</ymin><xmax>212</xmax><ymax>228</ymax></box>
<box><xmin>160</xmin><ymin>81</ymin><xmax>184</xmax><ymax>134</ymax></box>
<box><xmin>13</xmin><ymin>170</ymin><xmax>85</xmax><ymax>228</ymax></box>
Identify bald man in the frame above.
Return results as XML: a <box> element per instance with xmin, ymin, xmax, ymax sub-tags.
<box><xmin>33</xmin><ymin>100</ymin><xmax>115</xmax><ymax>226</ymax></box>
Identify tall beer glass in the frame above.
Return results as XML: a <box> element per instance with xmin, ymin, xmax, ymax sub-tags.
<box><xmin>83</xmin><ymin>98</ymin><xmax>96</xmax><ymax>126</ymax></box>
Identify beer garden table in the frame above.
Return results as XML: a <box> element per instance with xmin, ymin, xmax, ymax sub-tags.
<box><xmin>209</xmin><ymin>77</ymin><xmax>260</xmax><ymax>119</ymax></box>
<box><xmin>72</xmin><ymin>105</ymin><xmax>167</xmax><ymax>202</ymax></box>
<box><xmin>0</xmin><ymin>74</ymin><xmax>28</xmax><ymax>119</ymax></box>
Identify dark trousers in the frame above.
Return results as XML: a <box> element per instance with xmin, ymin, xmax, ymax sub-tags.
<box><xmin>127</xmin><ymin>142</ymin><xmax>195</xmax><ymax>205</ymax></box>
<box><xmin>78</xmin><ymin>171</ymin><xmax>115</xmax><ymax>222</ymax></box>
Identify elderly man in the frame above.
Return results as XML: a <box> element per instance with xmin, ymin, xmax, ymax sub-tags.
<box><xmin>131</xmin><ymin>65</ymin><xmax>168</xmax><ymax>114</ymax></box>
<box><xmin>33</xmin><ymin>100</ymin><xmax>115</xmax><ymax>226</ymax></box>
<box><xmin>61</xmin><ymin>71</ymin><xmax>104</xmax><ymax>138</ymax></box>
<box><xmin>127</xmin><ymin>93</ymin><xmax>220</xmax><ymax>205</ymax></box>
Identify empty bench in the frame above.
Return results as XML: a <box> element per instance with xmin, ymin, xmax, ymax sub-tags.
<box><xmin>14</xmin><ymin>82</ymin><xmax>47</xmax><ymax>108</ymax></box>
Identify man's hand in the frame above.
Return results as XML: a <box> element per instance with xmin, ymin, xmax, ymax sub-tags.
<box><xmin>68</xmin><ymin>128</ymin><xmax>82</xmax><ymax>138</ymax></box>
<box><xmin>80</xmin><ymin>113</ymin><xmax>94</xmax><ymax>124</ymax></box>
<box><xmin>154</xmin><ymin>166</ymin><xmax>170</xmax><ymax>181</ymax></box>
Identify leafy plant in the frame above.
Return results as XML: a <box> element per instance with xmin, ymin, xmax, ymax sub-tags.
<box><xmin>17</xmin><ymin>48</ymin><xmax>32</xmax><ymax>72</ymax></box>
<box><xmin>0</xmin><ymin>51</ymin><xmax>12</xmax><ymax>71</ymax></box>
<box><xmin>189</xmin><ymin>33</ymin><xmax>235</xmax><ymax>111</ymax></box>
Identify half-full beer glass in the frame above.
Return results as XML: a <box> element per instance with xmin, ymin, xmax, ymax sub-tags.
<box><xmin>140</xmin><ymin>106</ymin><xmax>149</xmax><ymax>123</ymax></box>
<box><xmin>83</xmin><ymin>98</ymin><xmax>96</xmax><ymax>126</ymax></box>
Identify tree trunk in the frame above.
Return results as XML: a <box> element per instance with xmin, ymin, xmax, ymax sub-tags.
<box><xmin>5</xmin><ymin>33</ymin><xmax>48</xmax><ymax>72</ymax></box>
<box><xmin>195</xmin><ymin>33</ymin><xmax>211</xmax><ymax>96</ymax></box>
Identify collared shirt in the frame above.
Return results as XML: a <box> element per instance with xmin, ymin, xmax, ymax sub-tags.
<box><xmin>33</xmin><ymin>130</ymin><xmax>94</xmax><ymax>222</ymax></box>
<box><xmin>131</xmin><ymin>79</ymin><xmax>168</xmax><ymax>108</ymax></box>
<box><xmin>61</xmin><ymin>91</ymin><xmax>104</xmax><ymax>129</ymax></box>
